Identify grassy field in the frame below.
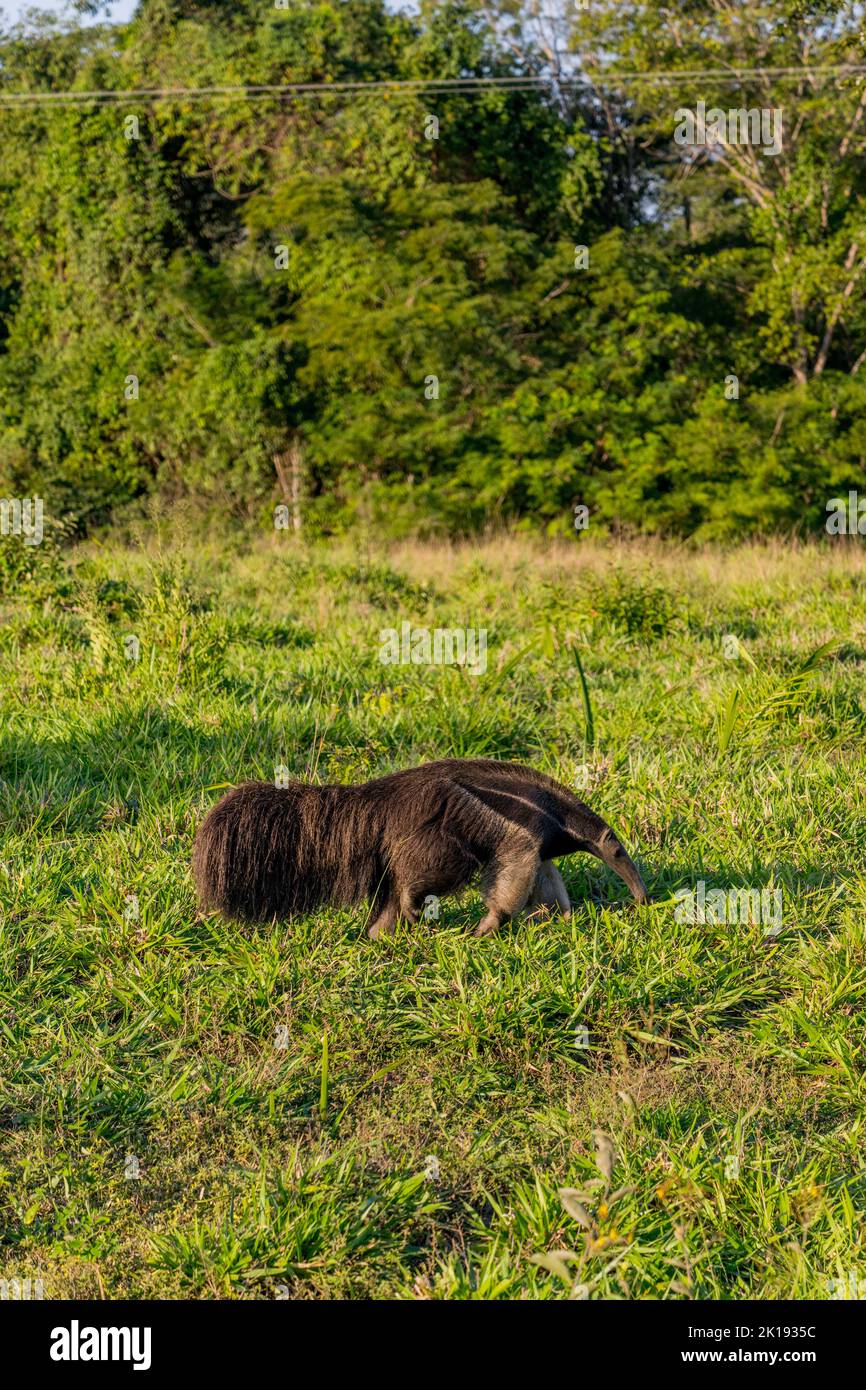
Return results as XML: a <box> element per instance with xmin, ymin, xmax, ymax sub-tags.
<box><xmin>2</xmin><ymin>518</ymin><xmax>866</xmax><ymax>1300</ymax></box>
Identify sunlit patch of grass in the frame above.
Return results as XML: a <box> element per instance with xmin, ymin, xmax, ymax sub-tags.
<box><xmin>1</xmin><ymin>527</ymin><xmax>865</xmax><ymax>1298</ymax></box>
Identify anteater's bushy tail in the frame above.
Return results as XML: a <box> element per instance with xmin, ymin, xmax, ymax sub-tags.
<box><xmin>192</xmin><ymin>780</ymin><xmax>336</xmax><ymax>923</ymax></box>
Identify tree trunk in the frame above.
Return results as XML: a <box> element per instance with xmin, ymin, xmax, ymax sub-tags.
<box><xmin>273</xmin><ymin>441</ymin><xmax>303</xmax><ymax>533</ymax></box>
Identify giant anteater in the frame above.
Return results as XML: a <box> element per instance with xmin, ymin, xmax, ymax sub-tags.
<box><xmin>193</xmin><ymin>757</ymin><xmax>647</xmax><ymax>938</ymax></box>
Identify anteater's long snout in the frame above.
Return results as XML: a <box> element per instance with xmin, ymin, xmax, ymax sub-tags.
<box><xmin>591</xmin><ymin>826</ymin><xmax>648</xmax><ymax>903</ymax></box>
<box><xmin>562</xmin><ymin>798</ymin><xmax>648</xmax><ymax>903</ymax></box>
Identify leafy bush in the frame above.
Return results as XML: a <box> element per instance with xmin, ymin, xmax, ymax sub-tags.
<box><xmin>586</xmin><ymin>572</ymin><xmax>680</xmax><ymax>639</ymax></box>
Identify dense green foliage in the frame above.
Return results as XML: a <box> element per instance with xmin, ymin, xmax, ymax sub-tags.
<box><xmin>1</xmin><ymin>0</ymin><xmax>865</xmax><ymax>536</ymax></box>
<box><xmin>2</xmin><ymin>528</ymin><xmax>865</xmax><ymax>1296</ymax></box>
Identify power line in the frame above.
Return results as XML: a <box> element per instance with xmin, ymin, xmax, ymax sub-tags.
<box><xmin>0</xmin><ymin>76</ymin><xmax>545</xmax><ymax>106</ymax></box>
<box><xmin>0</xmin><ymin>63</ymin><xmax>864</xmax><ymax>107</ymax></box>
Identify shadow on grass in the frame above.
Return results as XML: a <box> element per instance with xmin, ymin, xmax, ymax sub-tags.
<box><xmin>0</xmin><ymin>704</ymin><xmax>551</xmax><ymax>834</ymax></box>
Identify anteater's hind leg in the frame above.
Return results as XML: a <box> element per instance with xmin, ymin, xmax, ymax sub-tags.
<box><xmin>475</xmin><ymin>834</ymin><xmax>540</xmax><ymax>937</ymax></box>
<box><xmin>525</xmin><ymin>860</ymin><xmax>571</xmax><ymax>921</ymax></box>
<box><xmin>391</xmin><ymin>862</ymin><xmax>455</xmax><ymax>929</ymax></box>
<box><xmin>368</xmin><ymin>898</ymin><xmax>399</xmax><ymax>940</ymax></box>
<box><xmin>368</xmin><ymin>872</ymin><xmax>399</xmax><ymax>940</ymax></box>
<box><xmin>368</xmin><ymin>891</ymin><xmax>422</xmax><ymax>938</ymax></box>
<box><xmin>382</xmin><ymin>780</ymin><xmax>485</xmax><ymax>936</ymax></box>
<box><xmin>366</xmin><ymin>872</ymin><xmax>425</xmax><ymax>938</ymax></box>
<box><xmin>398</xmin><ymin>884</ymin><xmax>423</xmax><ymax>924</ymax></box>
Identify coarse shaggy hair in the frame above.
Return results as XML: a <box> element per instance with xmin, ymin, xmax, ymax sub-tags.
<box><xmin>193</xmin><ymin>757</ymin><xmax>647</xmax><ymax>938</ymax></box>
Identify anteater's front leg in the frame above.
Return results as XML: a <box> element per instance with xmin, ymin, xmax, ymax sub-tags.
<box><xmin>525</xmin><ymin>860</ymin><xmax>571</xmax><ymax>921</ymax></box>
<box><xmin>475</xmin><ymin>836</ymin><xmax>540</xmax><ymax>937</ymax></box>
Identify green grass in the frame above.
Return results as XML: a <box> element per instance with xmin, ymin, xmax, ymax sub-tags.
<box><xmin>2</xmin><ymin>519</ymin><xmax>866</xmax><ymax>1300</ymax></box>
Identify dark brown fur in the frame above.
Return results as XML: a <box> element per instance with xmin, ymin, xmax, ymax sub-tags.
<box><xmin>192</xmin><ymin>758</ymin><xmax>648</xmax><ymax>938</ymax></box>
